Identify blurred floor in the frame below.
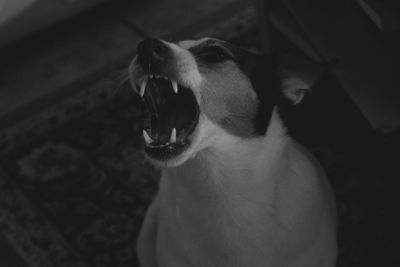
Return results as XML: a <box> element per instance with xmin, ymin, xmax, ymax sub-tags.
<box><xmin>0</xmin><ymin>234</ymin><xmax>29</xmax><ymax>267</ymax></box>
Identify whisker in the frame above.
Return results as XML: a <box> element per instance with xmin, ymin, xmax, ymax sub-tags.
<box><xmin>110</xmin><ymin>56</ymin><xmax>140</xmax><ymax>98</ymax></box>
<box><xmin>129</xmin><ymin>57</ymin><xmax>138</xmax><ymax>91</ymax></box>
<box><xmin>110</xmin><ymin>67</ymin><xmax>131</xmax><ymax>98</ymax></box>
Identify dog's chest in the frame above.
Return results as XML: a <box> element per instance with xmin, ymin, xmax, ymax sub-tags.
<box><xmin>152</xmin><ymin>140</ymin><xmax>336</xmax><ymax>267</ymax></box>
<box><xmin>155</xmin><ymin>164</ymin><xmax>287</xmax><ymax>266</ymax></box>
<box><xmin>156</xmin><ymin>191</ymin><xmax>275</xmax><ymax>267</ymax></box>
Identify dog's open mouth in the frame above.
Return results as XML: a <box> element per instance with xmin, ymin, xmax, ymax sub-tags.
<box><xmin>138</xmin><ymin>74</ymin><xmax>199</xmax><ymax>160</ymax></box>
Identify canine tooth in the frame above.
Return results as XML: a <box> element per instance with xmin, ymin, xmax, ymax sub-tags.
<box><xmin>155</xmin><ymin>74</ymin><xmax>160</xmax><ymax>78</ymax></box>
<box><xmin>170</xmin><ymin>128</ymin><xmax>177</xmax><ymax>143</ymax></box>
<box><xmin>140</xmin><ymin>77</ymin><xmax>148</xmax><ymax>97</ymax></box>
<box><xmin>149</xmin><ymin>74</ymin><xmax>154</xmax><ymax>79</ymax></box>
<box><xmin>163</xmin><ymin>76</ymin><xmax>168</xmax><ymax>80</ymax></box>
<box><xmin>171</xmin><ymin>80</ymin><xmax>178</xmax><ymax>94</ymax></box>
<box><xmin>142</xmin><ymin>129</ymin><xmax>153</xmax><ymax>145</ymax></box>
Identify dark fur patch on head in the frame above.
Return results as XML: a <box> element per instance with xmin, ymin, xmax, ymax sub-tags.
<box><xmin>232</xmin><ymin>50</ymin><xmax>281</xmax><ymax>135</ymax></box>
<box><xmin>219</xmin><ymin>44</ymin><xmax>281</xmax><ymax>135</ymax></box>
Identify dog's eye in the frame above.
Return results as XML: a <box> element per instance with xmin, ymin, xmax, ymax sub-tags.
<box><xmin>198</xmin><ymin>46</ymin><xmax>232</xmax><ymax>62</ymax></box>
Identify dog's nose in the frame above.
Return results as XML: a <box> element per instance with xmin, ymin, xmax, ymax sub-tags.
<box><xmin>137</xmin><ymin>38</ymin><xmax>169</xmax><ymax>68</ymax></box>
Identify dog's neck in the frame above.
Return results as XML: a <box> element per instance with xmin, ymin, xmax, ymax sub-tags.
<box><xmin>162</xmin><ymin>108</ymin><xmax>291</xmax><ymax>204</ymax></box>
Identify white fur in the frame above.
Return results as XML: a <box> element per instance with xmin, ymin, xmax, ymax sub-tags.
<box><xmin>178</xmin><ymin>37</ymin><xmax>210</xmax><ymax>49</ymax></box>
<box><xmin>162</xmin><ymin>40</ymin><xmax>203</xmax><ymax>93</ymax></box>
<box><xmin>133</xmin><ymin>38</ymin><xmax>337</xmax><ymax>267</ymax></box>
<box><xmin>138</xmin><ymin>110</ymin><xmax>337</xmax><ymax>267</ymax></box>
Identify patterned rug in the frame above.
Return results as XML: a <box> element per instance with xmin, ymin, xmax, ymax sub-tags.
<box><xmin>0</xmin><ymin>27</ymin><xmax>399</xmax><ymax>267</ymax></box>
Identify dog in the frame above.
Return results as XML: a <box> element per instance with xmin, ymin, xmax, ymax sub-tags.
<box><xmin>128</xmin><ymin>37</ymin><xmax>337</xmax><ymax>267</ymax></box>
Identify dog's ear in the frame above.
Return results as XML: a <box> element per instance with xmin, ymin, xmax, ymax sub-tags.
<box><xmin>281</xmin><ymin>76</ymin><xmax>310</xmax><ymax>105</ymax></box>
<box><xmin>279</xmin><ymin>54</ymin><xmax>333</xmax><ymax>104</ymax></box>
<box><xmin>234</xmin><ymin>47</ymin><xmax>332</xmax><ymax>105</ymax></box>
<box><xmin>232</xmin><ymin>47</ymin><xmax>332</xmax><ymax>135</ymax></box>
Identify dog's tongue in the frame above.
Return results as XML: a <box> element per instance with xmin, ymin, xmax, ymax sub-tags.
<box><xmin>144</xmin><ymin>79</ymin><xmax>197</xmax><ymax>143</ymax></box>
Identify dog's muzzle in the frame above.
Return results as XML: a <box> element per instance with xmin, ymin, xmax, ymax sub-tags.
<box><xmin>133</xmin><ymin>39</ymin><xmax>200</xmax><ymax>161</ymax></box>
<box><xmin>137</xmin><ymin>38</ymin><xmax>171</xmax><ymax>72</ymax></box>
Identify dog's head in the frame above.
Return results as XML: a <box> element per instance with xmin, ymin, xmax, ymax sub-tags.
<box><xmin>129</xmin><ymin>37</ymin><xmax>324</xmax><ymax>167</ymax></box>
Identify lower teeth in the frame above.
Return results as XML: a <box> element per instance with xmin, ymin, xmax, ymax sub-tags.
<box><xmin>148</xmin><ymin>142</ymin><xmax>171</xmax><ymax>148</ymax></box>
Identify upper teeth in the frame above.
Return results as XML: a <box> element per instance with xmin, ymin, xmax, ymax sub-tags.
<box><xmin>171</xmin><ymin>80</ymin><xmax>178</xmax><ymax>94</ymax></box>
<box><xmin>138</xmin><ymin>74</ymin><xmax>178</xmax><ymax>96</ymax></box>
<box><xmin>170</xmin><ymin>128</ymin><xmax>176</xmax><ymax>143</ymax></box>
<box><xmin>140</xmin><ymin>78</ymin><xmax>147</xmax><ymax>97</ymax></box>
<box><xmin>142</xmin><ymin>129</ymin><xmax>154</xmax><ymax>145</ymax></box>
